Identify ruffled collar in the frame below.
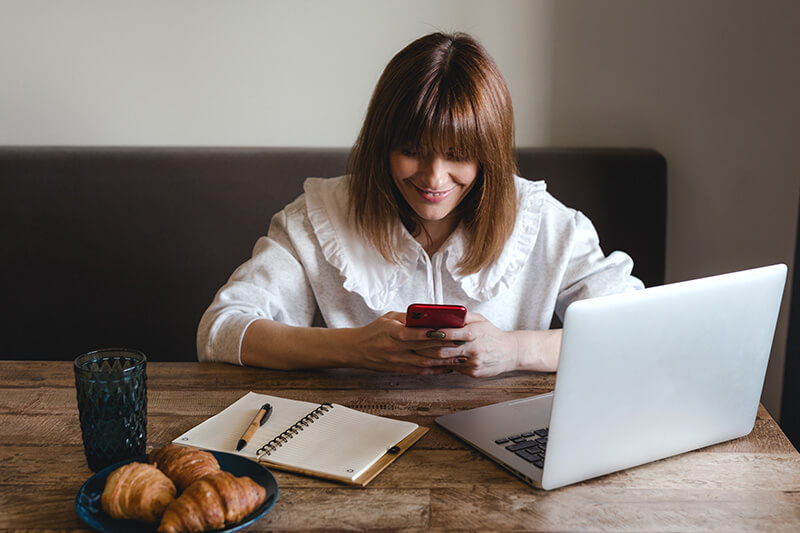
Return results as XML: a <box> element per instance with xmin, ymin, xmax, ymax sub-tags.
<box><xmin>304</xmin><ymin>176</ymin><xmax>546</xmax><ymax>310</ymax></box>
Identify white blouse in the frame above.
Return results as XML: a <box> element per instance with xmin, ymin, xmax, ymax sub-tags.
<box><xmin>197</xmin><ymin>176</ymin><xmax>644</xmax><ymax>365</ymax></box>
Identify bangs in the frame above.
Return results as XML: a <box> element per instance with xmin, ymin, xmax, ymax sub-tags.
<box><xmin>390</xmin><ymin>79</ymin><xmax>482</xmax><ymax>161</ymax></box>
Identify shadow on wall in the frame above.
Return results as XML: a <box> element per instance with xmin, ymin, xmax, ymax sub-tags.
<box><xmin>545</xmin><ymin>0</ymin><xmax>800</xmax><ymax>423</ymax></box>
<box><xmin>781</xmin><ymin>196</ymin><xmax>800</xmax><ymax>451</ymax></box>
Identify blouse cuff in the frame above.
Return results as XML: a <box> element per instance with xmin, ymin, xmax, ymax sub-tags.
<box><xmin>200</xmin><ymin>313</ymin><xmax>262</xmax><ymax>366</ymax></box>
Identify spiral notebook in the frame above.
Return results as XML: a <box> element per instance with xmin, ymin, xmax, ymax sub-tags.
<box><xmin>173</xmin><ymin>392</ymin><xmax>427</xmax><ymax>486</ymax></box>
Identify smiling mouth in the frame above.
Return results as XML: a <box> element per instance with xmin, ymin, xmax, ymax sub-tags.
<box><xmin>412</xmin><ymin>184</ymin><xmax>455</xmax><ymax>203</ymax></box>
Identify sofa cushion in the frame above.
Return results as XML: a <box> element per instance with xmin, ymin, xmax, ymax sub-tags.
<box><xmin>0</xmin><ymin>147</ymin><xmax>665</xmax><ymax>361</ymax></box>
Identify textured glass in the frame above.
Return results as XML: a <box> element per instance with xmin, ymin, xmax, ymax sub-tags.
<box><xmin>74</xmin><ymin>349</ymin><xmax>147</xmax><ymax>472</ymax></box>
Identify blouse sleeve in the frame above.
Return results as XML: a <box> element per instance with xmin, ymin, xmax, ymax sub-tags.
<box><xmin>554</xmin><ymin>210</ymin><xmax>644</xmax><ymax>321</ymax></box>
<box><xmin>196</xmin><ymin>205</ymin><xmax>317</xmax><ymax>365</ymax></box>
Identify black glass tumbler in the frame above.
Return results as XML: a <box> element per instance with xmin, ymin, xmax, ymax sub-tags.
<box><xmin>74</xmin><ymin>348</ymin><xmax>147</xmax><ymax>471</ymax></box>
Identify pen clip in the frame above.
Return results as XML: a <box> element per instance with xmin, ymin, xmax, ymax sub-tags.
<box><xmin>259</xmin><ymin>403</ymin><xmax>272</xmax><ymax>426</ymax></box>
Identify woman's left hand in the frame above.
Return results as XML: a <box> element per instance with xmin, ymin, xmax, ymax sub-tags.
<box><xmin>413</xmin><ymin>312</ymin><xmax>520</xmax><ymax>378</ymax></box>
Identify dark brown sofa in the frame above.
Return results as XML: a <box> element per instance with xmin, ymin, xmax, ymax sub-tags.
<box><xmin>0</xmin><ymin>147</ymin><xmax>666</xmax><ymax>361</ymax></box>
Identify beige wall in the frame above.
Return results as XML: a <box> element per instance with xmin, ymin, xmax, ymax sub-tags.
<box><xmin>2</xmin><ymin>0</ymin><xmax>798</xmax><ymax>418</ymax></box>
<box><xmin>0</xmin><ymin>0</ymin><xmax>552</xmax><ymax>146</ymax></box>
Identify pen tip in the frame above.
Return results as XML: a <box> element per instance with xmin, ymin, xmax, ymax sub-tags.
<box><xmin>236</xmin><ymin>439</ymin><xmax>246</xmax><ymax>451</ymax></box>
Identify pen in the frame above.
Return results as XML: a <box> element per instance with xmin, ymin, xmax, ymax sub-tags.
<box><xmin>236</xmin><ymin>403</ymin><xmax>272</xmax><ymax>451</ymax></box>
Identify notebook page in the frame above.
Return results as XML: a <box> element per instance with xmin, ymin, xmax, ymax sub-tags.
<box><xmin>173</xmin><ymin>392</ymin><xmax>319</xmax><ymax>458</ymax></box>
<box><xmin>262</xmin><ymin>403</ymin><xmax>418</xmax><ymax>480</ymax></box>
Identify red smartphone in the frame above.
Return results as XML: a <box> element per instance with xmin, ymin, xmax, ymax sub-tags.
<box><xmin>406</xmin><ymin>303</ymin><xmax>467</xmax><ymax>328</ymax></box>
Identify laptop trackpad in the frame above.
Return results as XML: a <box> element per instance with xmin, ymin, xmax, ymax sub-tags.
<box><xmin>438</xmin><ymin>392</ymin><xmax>554</xmax><ymax>441</ymax></box>
<box><xmin>509</xmin><ymin>395</ymin><xmax>551</xmax><ymax>408</ymax></box>
<box><xmin>507</xmin><ymin>393</ymin><xmax>554</xmax><ymax>427</ymax></box>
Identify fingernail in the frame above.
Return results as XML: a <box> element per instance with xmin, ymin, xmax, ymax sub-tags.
<box><xmin>453</xmin><ymin>340</ymin><xmax>466</xmax><ymax>346</ymax></box>
<box><xmin>426</xmin><ymin>330</ymin><xmax>446</xmax><ymax>339</ymax></box>
<box><xmin>457</xmin><ymin>357</ymin><xmax>468</xmax><ymax>363</ymax></box>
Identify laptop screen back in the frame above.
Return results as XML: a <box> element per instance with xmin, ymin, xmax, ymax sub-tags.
<box><xmin>542</xmin><ymin>264</ymin><xmax>786</xmax><ymax>490</ymax></box>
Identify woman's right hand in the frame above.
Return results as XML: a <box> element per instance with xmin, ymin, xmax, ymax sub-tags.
<box><xmin>344</xmin><ymin>312</ymin><xmax>463</xmax><ymax>375</ymax></box>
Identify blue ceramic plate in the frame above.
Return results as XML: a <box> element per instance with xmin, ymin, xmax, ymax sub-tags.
<box><xmin>75</xmin><ymin>451</ymin><xmax>278</xmax><ymax>532</ymax></box>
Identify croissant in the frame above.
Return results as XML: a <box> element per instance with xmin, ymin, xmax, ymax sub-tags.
<box><xmin>148</xmin><ymin>444</ymin><xmax>221</xmax><ymax>491</ymax></box>
<box><xmin>157</xmin><ymin>471</ymin><xmax>267</xmax><ymax>533</ymax></box>
<box><xmin>101</xmin><ymin>462</ymin><xmax>177</xmax><ymax>524</ymax></box>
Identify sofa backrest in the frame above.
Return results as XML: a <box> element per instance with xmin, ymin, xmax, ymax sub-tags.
<box><xmin>0</xmin><ymin>147</ymin><xmax>665</xmax><ymax>361</ymax></box>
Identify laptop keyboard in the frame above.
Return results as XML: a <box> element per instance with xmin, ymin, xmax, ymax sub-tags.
<box><xmin>494</xmin><ymin>428</ymin><xmax>548</xmax><ymax>469</ymax></box>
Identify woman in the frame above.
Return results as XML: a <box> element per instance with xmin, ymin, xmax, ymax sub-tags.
<box><xmin>197</xmin><ymin>32</ymin><xmax>642</xmax><ymax>377</ymax></box>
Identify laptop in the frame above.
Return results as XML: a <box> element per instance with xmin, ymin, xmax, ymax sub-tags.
<box><xmin>436</xmin><ymin>264</ymin><xmax>787</xmax><ymax>490</ymax></box>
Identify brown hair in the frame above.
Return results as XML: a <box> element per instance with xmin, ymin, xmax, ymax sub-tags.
<box><xmin>347</xmin><ymin>32</ymin><xmax>518</xmax><ymax>275</ymax></box>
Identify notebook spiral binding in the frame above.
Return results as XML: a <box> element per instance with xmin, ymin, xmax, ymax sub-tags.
<box><xmin>255</xmin><ymin>403</ymin><xmax>333</xmax><ymax>459</ymax></box>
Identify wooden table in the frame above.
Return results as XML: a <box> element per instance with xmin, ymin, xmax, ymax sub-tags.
<box><xmin>2</xmin><ymin>361</ymin><xmax>800</xmax><ymax>531</ymax></box>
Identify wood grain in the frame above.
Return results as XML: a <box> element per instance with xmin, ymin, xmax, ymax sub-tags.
<box><xmin>430</xmin><ymin>486</ymin><xmax>800</xmax><ymax>532</ymax></box>
<box><xmin>0</xmin><ymin>361</ymin><xmax>554</xmax><ymax>391</ymax></box>
<box><xmin>1</xmin><ymin>360</ymin><xmax>799</xmax><ymax>532</ymax></box>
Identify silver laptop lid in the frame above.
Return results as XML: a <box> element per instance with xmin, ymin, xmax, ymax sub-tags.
<box><xmin>542</xmin><ymin>264</ymin><xmax>787</xmax><ymax>490</ymax></box>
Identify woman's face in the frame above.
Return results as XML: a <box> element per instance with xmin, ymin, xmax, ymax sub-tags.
<box><xmin>389</xmin><ymin>146</ymin><xmax>479</xmax><ymax>229</ymax></box>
